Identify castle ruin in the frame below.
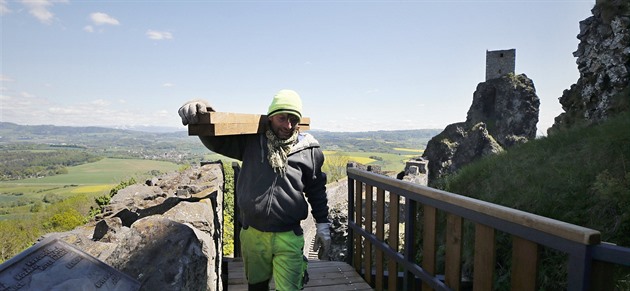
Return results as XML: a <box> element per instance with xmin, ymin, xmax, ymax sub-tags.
<box><xmin>486</xmin><ymin>49</ymin><xmax>516</xmax><ymax>80</ymax></box>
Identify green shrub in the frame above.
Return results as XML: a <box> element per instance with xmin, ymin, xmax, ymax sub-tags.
<box><xmin>0</xmin><ymin>220</ymin><xmax>41</xmax><ymax>263</ymax></box>
<box><xmin>223</xmin><ymin>162</ymin><xmax>235</xmax><ymax>256</ymax></box>
<box><xmin>43</xmin><ymin>209</ymin><xmax>85</xmax><ymax>231</ymax></box>
<box><xmin>42</xmin><ymin>193</ymin><xmax>63</xmax><ymax>204</ymax></box>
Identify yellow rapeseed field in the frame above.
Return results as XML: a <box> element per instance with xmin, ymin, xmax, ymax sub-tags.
<box><xmin>70</xmin><ymin>184</ymin><xmax>115</xmax><ymax>194</ymax></box>
<box><xmin>393</xmin><ymin>147</ymin><xmax>424</xmax><ymax>153</ymax></box>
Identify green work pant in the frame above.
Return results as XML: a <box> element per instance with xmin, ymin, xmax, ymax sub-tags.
<box><xmin>240</xmin><ymin>227</ymin><xmax>307</xmax><ymax>291</ymax></box>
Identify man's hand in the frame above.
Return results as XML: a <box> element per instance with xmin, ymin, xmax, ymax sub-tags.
<box><xmin>178</xmin><ymin>99</ymin><xmax>214</xmax><ymax>125</ymax></box>
<box><xmin>313</xmin><ymin>223</ymin><xmax>331</xmax><ymax>260</ymax></box>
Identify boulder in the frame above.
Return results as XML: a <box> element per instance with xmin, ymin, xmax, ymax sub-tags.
<box><xmin>551</xmin><ymin>1</ymin><xmax>630</xmax><ymax>133</ymax></box>
<box><xmin>466</xmin><ymin>74</ymin><xmax>539</xmax><ymax>147</ymax></box>
<box><xmin>423</xmin><ymin>74</ymin><xmax>539</xmax><ymax>185</ymax></box>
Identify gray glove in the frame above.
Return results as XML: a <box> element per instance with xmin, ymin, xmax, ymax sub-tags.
<box><xmin>313</xmin><ymin>223</ymin><xmax>331</xmax><ymax>260</ymax></box>
<box><xmin>178</xmin><ymin>99</ymin><xmax>213</xmax><ymax>125</ymax></box>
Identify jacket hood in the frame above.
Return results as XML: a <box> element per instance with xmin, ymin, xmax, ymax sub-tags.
<box><xmin>290</xmin><ymin>132</ymin><xmax>320</xmax><ymax>154</ymax></box>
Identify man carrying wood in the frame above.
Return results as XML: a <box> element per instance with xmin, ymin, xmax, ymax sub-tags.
<box><xmin>178</xmin><ymin>89</ymin><xmax>331</xmax><ymax>291</ymax></box>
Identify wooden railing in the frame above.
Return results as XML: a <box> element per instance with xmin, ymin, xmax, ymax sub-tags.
<box><xmin>346</xmin><ymin>164</ymin><xmax>630</xmax><ymax>290</ymax></box>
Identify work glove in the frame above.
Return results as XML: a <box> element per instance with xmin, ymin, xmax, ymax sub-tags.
<box><xmin>178</xmin><ymin>99</ymin><xmax>214</xmax><ymax>125</ymax></box>
<box><xmin>313</xmin><ymin>223</ymin><xmax>331</xmax><ymax>260</ymax></box>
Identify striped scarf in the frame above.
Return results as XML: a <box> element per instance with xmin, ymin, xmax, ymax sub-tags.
<box><xmin>265</xmin><ymin>129</ymin><xmax>298</xmax><ymax>176</ymax></box>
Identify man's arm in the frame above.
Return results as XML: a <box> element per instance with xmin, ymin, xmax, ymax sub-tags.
<box><xmin>199</xmin><ymin>135</ymin><xmax>248</xmax><ymax>161</ymax></box>
<box><xmin>303</xmin><ymin>148</ymin><xmax>329</xmax><ymax>224</ymax></box>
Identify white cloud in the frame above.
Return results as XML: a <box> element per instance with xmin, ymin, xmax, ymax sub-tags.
<box><xmin>146</xmin><ymin>30</ymin><xmax>173</xmax><ymax>40</ymax></box>
<box><xmin>90</xmin><ymin>12</ymin><xmax>120</xmax><ymax>26</ymax></box>
<box><xmin>0</xmin><ymin>74</ymin><xmax>14</xmax><ymax>82</ymax></box>
<box><xmin>83</xmin><ymin>25</ymin><xmax>94</xmax><ymax>33</ymax></box>
<box><xmin>20</xmin><ymin>0</ymin><xmax>67</xmax><ymax>25</ymax></box>
<box><xmin>1</xmin><ymin>91</ymin><xmax>50</xmax><ymax>124</ymax></box>
<box><xmin>0</xmin><ymin>90</ymin><xmax>183</xmax><ymax>128</ymax></box>
<box><xmin>0</xmin><ymin>0</ymin><xmax>12</xmax><ymax>15</ymax></box>
<box><xmin>162</xmin><ymin>83</ymin><xmax>175</xmax><ymax>87</ymax></box>
<box><xmin>48</xmin><ymin>106</ymin><xmax>81</xmax><ymax>114</ymax></box>
<box><xmin>91</xmin><ymin>99</ymin><xmax>110</xmax><ymax>106</ymax></box>
<box><xmin>156</xmin><ymin>109</ymin><xmax>169</xmax><ymax>117</ymax></box>
<box><xmin>20</xmin><ymin>92</ymin><xmax>36</xmax><ymax>99</ymax></box>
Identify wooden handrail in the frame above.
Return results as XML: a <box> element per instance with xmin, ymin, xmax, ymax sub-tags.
<box><xmin>347</xmin><ymin>167</ymin><xmax>600</xmax><ymax>245</ymax></box>
<box><xmin>345</xmin><ymin>164</ymin><xmax>626</xmax><ymax>291</ymax></box>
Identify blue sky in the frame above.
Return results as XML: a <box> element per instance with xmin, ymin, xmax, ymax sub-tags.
<box><xmin>1</xmin><ymin>0</ymin><xmax>595</xmax><ymax>133</ymax></box>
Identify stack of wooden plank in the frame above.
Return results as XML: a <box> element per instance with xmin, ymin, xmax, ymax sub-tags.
<box><xmin>188</xmin><ymin>111</ymin><xmax>311</xmax><ymax>136</ymax></box>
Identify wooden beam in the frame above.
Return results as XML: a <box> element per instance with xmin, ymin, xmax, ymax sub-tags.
<box><xmin>188</xmin><ymin>111</ymin><xmax>311</xmax><ymax>136</ymax></box>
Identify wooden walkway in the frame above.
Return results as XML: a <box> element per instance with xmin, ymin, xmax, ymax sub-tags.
<box><xmin>226</xmin><ymin>259</ymin><xmax>373</xmax><ymax>290</ymax></box>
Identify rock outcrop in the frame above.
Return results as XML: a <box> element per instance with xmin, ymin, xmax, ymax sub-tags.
<box><xmin>551</xmin><ymin>0</ymin><xmax>630</xmax><ymax>133</ymax></box>
<box><xmin>41</xmin><ymin>162</ymin><xmax>225</xmax><ymax>291</ymax></box>
<box><xmin>422</xmin><ymin>74</ymin><xmax>539</xmax><ymax>185</ymax></box>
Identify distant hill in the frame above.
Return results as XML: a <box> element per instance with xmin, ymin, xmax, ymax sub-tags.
<box><xmin>0</xmin><ymin>122</ymin><xmax>189</xmax><ymax>148</ymax></box>
<box><xmin>0</xmin><ymin>122</ymin><xmax>441</xmax><ymax>154</ymax></box>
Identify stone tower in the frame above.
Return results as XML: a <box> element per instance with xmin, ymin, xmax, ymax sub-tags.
<box><xmin>485</xmin><ymin>49</ymin><xmax>516</xmax><ymax>80</ymax></box>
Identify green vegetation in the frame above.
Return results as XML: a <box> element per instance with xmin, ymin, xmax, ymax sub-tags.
<box><xmin>443</xmin><ymin>112</ymin><xmax>630</xmax><ymax>289</ymax></box>
<box><xmin>0</xmin><ymin>145</ymin><xmax>102</xmax><ymax>180</ymax></box>
<box><xmin>0</xmin><ymin>158</ymin><xmax>181</xmax><ymax>215</ymax></box>
<box><xmin>0</xmin><ymin>194</ymin><xmax>93</xmax><ymax>263</ymax></box>
<box><xmin>0</xmin><ymin>158</ymin><xmax>182</xmax><ymax>263</ymax></box>
<box><xmin>222</xmin><ymin>163</ymin><xmax>236</xmax><ymax>256</ymax></box>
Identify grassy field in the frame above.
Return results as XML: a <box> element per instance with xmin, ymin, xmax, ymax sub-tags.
<box><xmin>0</xmin><ymin>149</ymin><xmax>418</xmax><ymax>214</ymax></box>
<box><xmin>0</xmin><ymin>158</ymin><xmax>181</xmax><ymax>218</ymax></box>
<box><xmin>323</xmin><ymin>150</ymin><xmax>420</xmax><ymax>173</ymax></box>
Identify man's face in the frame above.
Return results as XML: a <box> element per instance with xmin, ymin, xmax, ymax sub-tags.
<box><xmin>269</xmin><ymin>113</ymin><xmax>300</xmax><ymax>139</ymax></box>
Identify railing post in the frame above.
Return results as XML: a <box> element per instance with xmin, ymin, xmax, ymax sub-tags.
<box><xmin>346</xmin><ymin>162</ymin><xmax>355</xmax><ymax>266</ymax></box>
<box><xmin>567</xmin><ymin>245</ymin><xmax>594</xmax><ymax>291</ymax></box>
<box><xmin>403</xmin><ymin>198</ymin><xmax>418</xmax><ymax>289</ymax></box>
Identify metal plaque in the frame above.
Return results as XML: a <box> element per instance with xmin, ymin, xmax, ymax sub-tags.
<box><xmin>0</xmin><ymin>236</ymin><xmax>140</xmax><ymax>291</ymax></box>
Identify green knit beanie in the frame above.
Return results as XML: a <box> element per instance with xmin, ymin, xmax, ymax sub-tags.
<box><xmin>267</xmin><ymin>89</ymin><xmax>303</xmax><ymax>119</ymax></box>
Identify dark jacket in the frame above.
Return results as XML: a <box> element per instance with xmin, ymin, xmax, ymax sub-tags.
<box><xmin>199</xmin><ymin>131</ymin><xmax>329</xmax><ymax>234</ymax></box>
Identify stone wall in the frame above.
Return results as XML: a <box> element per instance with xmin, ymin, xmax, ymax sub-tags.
<box><xmin>40</xmin><ymin>162</ymin><xmax>226</xmax><ymax>291</ymax></box>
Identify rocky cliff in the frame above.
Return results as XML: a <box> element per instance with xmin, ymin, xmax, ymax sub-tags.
<box><xmin>422</xmin><ymin>74</ymin><xmax>540</xmax><ymax>185</ymax></box>
<box><xmin>550</xmin><ymin>0</ymin><xmax>630</xmax><ymax>133</ymax></box>
<box><xmin>40</xmin><ymin>162</ymin><xmax>225</xmax><ymax>291</ymax></box>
